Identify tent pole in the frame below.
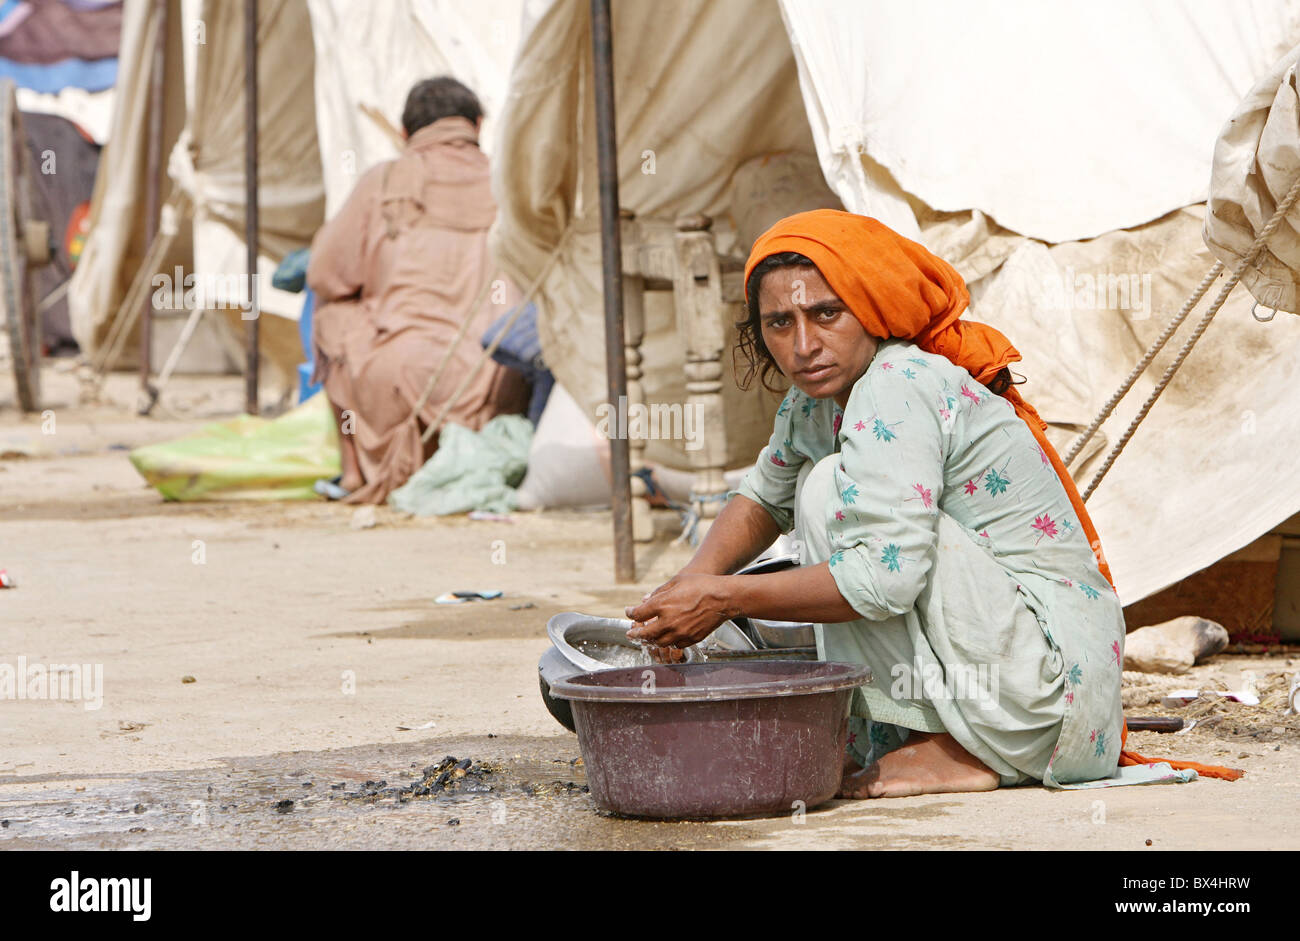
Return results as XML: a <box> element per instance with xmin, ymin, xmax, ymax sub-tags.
<box><xmin>243</xmin><ymin>0</ymin><xmax>260</xmax><ymax>415</ymax></box>
<box><xmin>590</xmin><ymin>0</ymin><xmax>635</xmax><ymax>583</ymax></box>
<box><xmin>140</xmin><ymin>0</ymin><xmax>167</xmax><ymax>402</ymax></box>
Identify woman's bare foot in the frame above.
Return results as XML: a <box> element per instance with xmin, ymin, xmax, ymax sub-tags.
<box><xmin>837</xmin><ymin>732</ymin><xmax>999</xmax><ymax>799</ymax></box>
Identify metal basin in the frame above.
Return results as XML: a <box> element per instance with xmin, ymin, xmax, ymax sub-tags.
<box><xmin>538</xmin><ymin>612</ymin><xmax>757</xmax><ymax>733</ymax></box>
<box><xmin>546</xmin><ymin>611</ymin><xmax>754</xmax><ymax>674</ymax></box>
<box><xmin>732</xmin><ymin>554</ymin><xmax>818</xmax><ymax>649</ymax></box>
<box><xmin>550</xmin><ymin>660</ymin><xmax>870</xmax><ymax>819</ymax></box>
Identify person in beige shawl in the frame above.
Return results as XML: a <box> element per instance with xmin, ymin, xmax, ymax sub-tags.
<box><xmin>307</xmin><ymin>77</ymin><xmax>528</xmax><ymax>504</ymax></box>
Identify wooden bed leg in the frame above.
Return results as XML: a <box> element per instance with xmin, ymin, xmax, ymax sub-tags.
<box><xmin>673</xmin><ymin>213</ymin><xmax>729</xmax><ymax>537</ymax></box>
<box><xmin>621</xmin><ymin>210</ymin><xmax>653</xmax><ymax>542</ymax></box>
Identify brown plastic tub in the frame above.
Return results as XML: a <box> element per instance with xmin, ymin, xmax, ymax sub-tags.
<box><xmin>549</xmin><ymin>661</ymin><xmax>870</xmax><ymax>820</ymax></box>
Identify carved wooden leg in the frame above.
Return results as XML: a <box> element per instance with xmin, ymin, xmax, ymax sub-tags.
<box><xmin>673</xmin><ymin>213</ymin><xmax>729</xmax><ymax>536</ymax></box>
<box><xmin>620</xmin><ymin>210</ymin><xmax>653</xmax><ymax>542</ymax></box>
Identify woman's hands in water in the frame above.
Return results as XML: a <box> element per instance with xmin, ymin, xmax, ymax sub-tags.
<box><xmin>622</xmin><ymin>494</ymin><xmax>781</xmax><ymax>661</ymax></box>
<box><xmin>626</xmin><ymin>563</ymin><xmax>860</xmax><ymax>660</ymax></box>
<box><xmin>625</xmin><ymin>574</ymin><xmax>737</xmax><ymax>654</ymax></box>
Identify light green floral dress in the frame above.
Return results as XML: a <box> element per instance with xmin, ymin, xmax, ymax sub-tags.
<box><xmin>736</xmin><ymin>338</ymin><xmax>1126</xmax><ymax>786</ymax></box>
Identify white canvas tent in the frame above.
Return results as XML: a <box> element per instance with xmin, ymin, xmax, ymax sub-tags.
<box><xmin>66</xmin><ymin>0</ymin><xmax>1300</xmax><ymax>607</ymax></box>
<box><xmin>69</xmin><ymin>0</ymin><xmax>319</xmax><ymax>383</ymax></box>
<box><xmin>68</xmin><ymin>0</ymin><xmax>524</xmax><ymax>388</ymax></box>
<box><xmin>307</xmin><ymin>0</ymin><xmax>524</xmax><ymax>218</ymax></box>
<box><xmin>491</xmin><ymin>0</ymin><xmax>1300</xmax><ymax>606</ymax></box>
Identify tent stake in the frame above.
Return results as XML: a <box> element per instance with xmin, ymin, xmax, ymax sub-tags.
<box><xmin>590</xmin><ymin>0</ymin><xmax>635</xmax><ymax>583</ymax></box>
<box><xmin>243</xmin><ymin>0</ymin><xmax>260</xmax><ymax>415</ymax></box>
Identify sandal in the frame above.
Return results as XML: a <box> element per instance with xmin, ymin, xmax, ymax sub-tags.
<box><xmin>313</xmin><ymin>476</ymin><xmax>351</xmax><ymax>501</ymax></box>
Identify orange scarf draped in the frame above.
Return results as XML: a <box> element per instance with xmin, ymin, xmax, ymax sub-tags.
<box><xmin>745</xmin><ymin>209</ymin><xmax>1241</xmax><ymax>782</ymax></box>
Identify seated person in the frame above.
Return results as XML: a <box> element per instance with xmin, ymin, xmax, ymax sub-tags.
<box><xmin>626</xmin><ymin>210</ymin><xmax>1128</xmax><ymax>797</ymax></box>
<box><xmin>307</xmin><ymin>76</ymin><xmax>527</xmax><ymax>503</ymax></box>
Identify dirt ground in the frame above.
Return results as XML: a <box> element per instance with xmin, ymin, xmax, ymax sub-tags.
<box><xmin>1</xmin><ymin>365</ymin><xmax>1298</xmax><ymax>850</ymax></box>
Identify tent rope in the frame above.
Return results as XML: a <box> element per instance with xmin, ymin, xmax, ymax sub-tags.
<box><xmin>417</xmin><ymin>228</ymin><xmax>571</xmax><ymax>445</ymax></box>
<box><xmin>403</xmin><ymin>269</ymin><xmax>500</xmax><ymax>425</ymax></box>
<box><xmin>1074</xmin><ymin>173</ymin><xmax>1300</xmax><ymax>502</ymax></box>
<box><xmin>673</xmin><ymin>490</ymin><xmax>731</xmax><ymax>547</ymax></box>
<box><xmin>1061</xmin><ymin>261</ymin><xmax>1223</xmax><ymax>467</ymax></box>
<box><xmin>90</xmin><ymin>193</ymin><xmax>188</xmax><ymax>378</ymax></box>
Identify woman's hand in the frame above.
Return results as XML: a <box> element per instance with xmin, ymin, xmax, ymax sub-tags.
<box><xmin>625</xmin><ymin>574</ymin><xmax>737</xmax><ymax>651</ymax></box>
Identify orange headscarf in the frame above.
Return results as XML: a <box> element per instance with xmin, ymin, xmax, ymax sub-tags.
<box><xmin>744</xmin><ymin>210</ymin><xmax>1243</xmax><ymax>782</ymax></box>
<box><xmin>745</xmin><ymin>209</ymin><xmax>1113</xmax><ymax>589</ymax></box>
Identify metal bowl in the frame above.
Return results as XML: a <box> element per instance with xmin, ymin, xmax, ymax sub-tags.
<box><xmin>539</xmin><ymin>612</ymin><xmax>800</xmax><ymax>733</ymax></box>
<box><xmin>732</xmin><ymin>554</ymin><xmax>818</xmax><ymax>649</ymax></box>
<box><xmin>749</xmin><ymin>617</ymin><xmax>817</xmax><ymax>650</ymax></box>
<box><xmin>545</xmin><ymin>611</ymin><xmax>755</xmax><ymax>674</ymax></box>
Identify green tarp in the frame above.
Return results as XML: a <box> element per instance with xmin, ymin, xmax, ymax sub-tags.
<box><xmin>129</xmin><ymin>395</ymin><xmax>340</xmax><ymax>501</ymax></box>
<box><xmin>388</xmin><ymin>415</ymin><xmax>532</xmax><ymax>516</ymax></box>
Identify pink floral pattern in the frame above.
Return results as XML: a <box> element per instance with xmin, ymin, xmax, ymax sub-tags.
<box><xmin>1031</xmin><ymin>513</ymin><xmax>1058</xmax><ymax>543</ymax></box>
<box><xmin>736</xmin><ymin>339</ymin><xmax>1124</xmax><ymax>789</ymax></box>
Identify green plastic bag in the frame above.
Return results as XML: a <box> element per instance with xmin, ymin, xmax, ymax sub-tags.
<box><xmin>388</xmin><ymin>415</ymin><xmax>533</xmax><ymax>516</ymax></box>
<box><xmin>129</xmin><ymin>394</ymin><xmax>341</xmax><ymax>501</ymax></box>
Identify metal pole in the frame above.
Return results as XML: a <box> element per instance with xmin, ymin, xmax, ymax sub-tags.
<box><xmin>140</xmin><ymin>0</ymin><xmax>167</xmax><ymax>401</ymax></box>
<box><xmin>590</xmin><ymin>0</ymin><xmax>635</xmax><ymax>583</ymax></box>
<box><xmin>243</xmin><ymin>0</ymin><xmax>260</xmax><ymax>414</ymax></box>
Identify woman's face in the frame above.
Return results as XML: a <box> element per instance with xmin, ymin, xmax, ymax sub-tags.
<box><xmin>757</xmin><ymin>265</ymin><xmax>880</xmax><ymax>407</ymax></box>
